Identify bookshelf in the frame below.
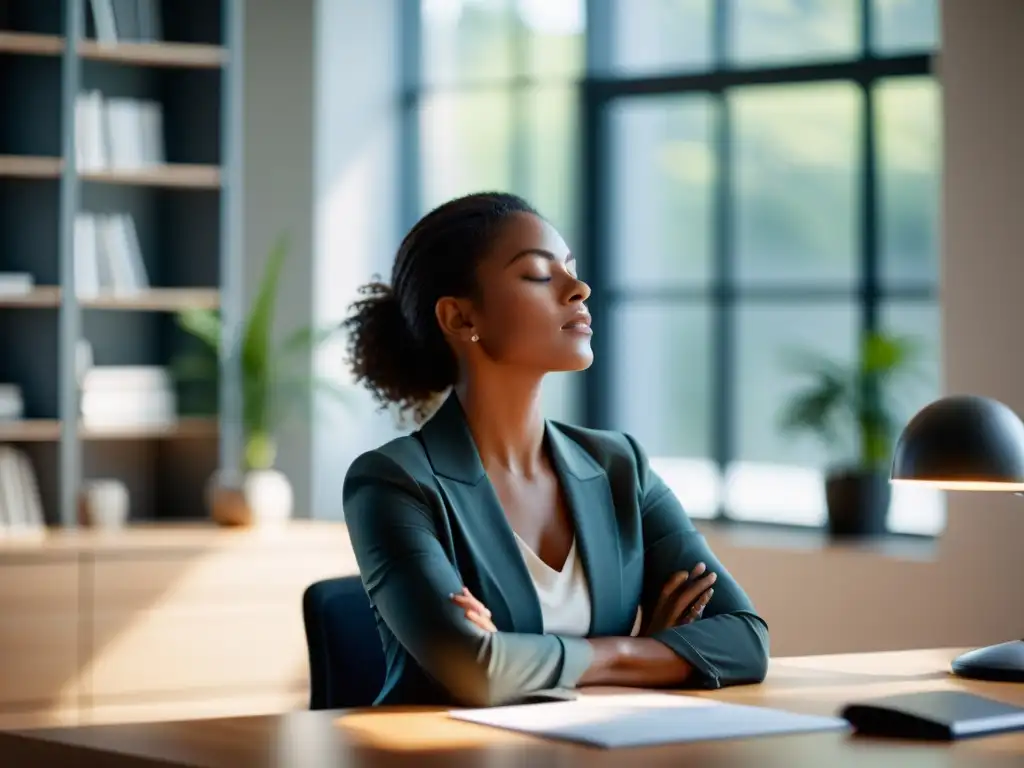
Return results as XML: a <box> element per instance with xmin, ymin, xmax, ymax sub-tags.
<box><xmin>0</xmin><ymin>0</ymin><xmax>243</xmax><ymax>527</ymax></box>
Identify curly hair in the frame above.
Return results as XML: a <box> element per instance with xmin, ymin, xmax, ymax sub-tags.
<box><xmin>344</xmin><ymin>191</ymin><xmax>539</xmax><ymax>422</ymax></box>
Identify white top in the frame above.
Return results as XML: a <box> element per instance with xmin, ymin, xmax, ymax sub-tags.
<box><xmin>513</xmin><ymin>533</ymin><xmax>592</xmax><ymax>637</ymax></box>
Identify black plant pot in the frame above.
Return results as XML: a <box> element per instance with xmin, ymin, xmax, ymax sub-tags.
<box><xmin>824</xmin><ymin>470</ymin><xmax>891</xmax><ymax>538</ymax></box>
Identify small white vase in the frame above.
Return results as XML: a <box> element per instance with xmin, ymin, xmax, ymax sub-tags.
<box><xmin>207</xmin><ymin>468</ymin><xmax>293</xmax><ymax>527</ymax></box>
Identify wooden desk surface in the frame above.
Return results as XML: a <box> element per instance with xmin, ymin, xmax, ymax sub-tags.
<box><xmin>2</xmin><ymin>648</ymin><xmax>1023</xmax><ymax>767</ymax></box>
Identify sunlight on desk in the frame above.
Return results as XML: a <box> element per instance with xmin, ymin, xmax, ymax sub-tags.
<box><xmin>336</xmin><ymin>707</ymin><xmax>526</xmax><ymax>752</ymax></box>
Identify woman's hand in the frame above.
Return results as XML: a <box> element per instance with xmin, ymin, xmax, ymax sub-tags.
<box><xmin>450</xmin><ymin>587</ymin><xmax>497</xmax><ymax>633</ymax></box>
<box><xmin>638</xmin><ymin>562</ymin><xmax>717</xmax><ymax>636</ymax></box>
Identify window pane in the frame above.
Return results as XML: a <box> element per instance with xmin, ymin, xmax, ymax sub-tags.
<box><xmin>880</xmin><ymin>301</ymin><xmax>945</xmax><ymax>535</ymax></box>
<box><xmin>518</xmin><ymin>0</ymin><xmax>586</xmax><ymax>78</ymax></box>
<box><xmin>732</xmin><ymin>83</ymin><xmax>861</xmax><ymax>287</ymax></box>
<box><xmin>871</xmin><ymin>0</ymin><xmax>940</xmax><ymax>54</ymax></box>
<box><xmin>607</xmin><ymin>0</ymin><xmax>711</xmax><ymax>75</ymax></box>
<box><xmin>610</xmin><ymin>301</ymin><xmax>718</xmax><ymax>517</ymax></box>
<box><xmin>877</xmin><ymin>77</ymin><xmax>941</xmax><ymax>287</ymax></box>
<box><xmin>730</xmin><ymin>0</ymin><xmax>860</xmax><ymax>66</ymax></box>
<box><xmin>422</xmin><ymin>0</ymin><xmax>514</xmax><ymax>86</ymax></box>
<box><xmin>609</xmin><ymin>95</ymin><xmax>715</xmax><ymax>289</ymax></box>
<box><xmin>520</xmin><ymin>85</ymin><xmax>579</xmax><ymax>257</ymax></box>
<box><xmin>420</xmin><ymin>91</ymin><xmax>513</xmax><ymax>212</ymax></box>
<box><xmin>728</xmin><ymin>302</ymin><xmax>859</xmax><ymax>525</ymax></box>
<box><xmin>523</xmin><ymin>86</ymin><xmax>582</xmax><ymax>426</ymax></box>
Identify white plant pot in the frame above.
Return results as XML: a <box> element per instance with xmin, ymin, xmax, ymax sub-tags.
<box><xmin>207</xmin><ymin>468</ymin><xmax>293</xmax><ymax>527</ymax></box>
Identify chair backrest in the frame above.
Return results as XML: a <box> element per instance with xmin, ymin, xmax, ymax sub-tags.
<box><xmin>302</xmin><ymin>575</ymin><xmax>386</xmax><ymax>710</ymax></box>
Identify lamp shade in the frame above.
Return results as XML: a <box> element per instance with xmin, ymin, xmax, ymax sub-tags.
<box><xmin>891</xmin><ymin>395</ymin><xmax>1024</xmax><ymax>491</ymax></box>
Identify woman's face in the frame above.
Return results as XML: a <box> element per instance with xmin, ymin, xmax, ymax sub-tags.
<box><xmin>462</xmin><ymin>212</ymin><xmax>594</xmax><ymax>373</ymax></box>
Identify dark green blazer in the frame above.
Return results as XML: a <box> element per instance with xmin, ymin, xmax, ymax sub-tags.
<box><xmin>343</xmin><ymin>394</ymin><xmax>769</xmax><ymax>708</ymax></box>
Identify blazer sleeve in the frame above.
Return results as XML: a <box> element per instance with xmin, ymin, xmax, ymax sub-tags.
<box><xmin>627</xmin><ymin>436</ymin><xmax>771</xmax><ymax>689</ymax></box>
<box><xmin>343</xmin><ymin>450</ymin><xmax>595</xmax><ymax>708</ymax></box>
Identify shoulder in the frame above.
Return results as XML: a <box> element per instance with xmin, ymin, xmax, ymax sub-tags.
<box><xmin>343</xmin><ymin>432</ymin><xmax>433</xmax><ymax>502</ymax></box>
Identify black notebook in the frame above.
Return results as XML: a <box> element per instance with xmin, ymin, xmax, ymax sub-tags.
<box><xmin>840</xmin><ymin>691</ymin><xmax>1024</xmax><ymax>741</ymax></box>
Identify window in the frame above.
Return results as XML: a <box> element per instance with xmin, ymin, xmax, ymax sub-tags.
<box><xmin>411</xmin><ymin>0</ymin><xmax>585</xmax><ymax>421</ymax></box>
<box><xmin>408</xmin><ymin>0</ymin><xmax>943</xmax><ymax>535</ymax></box>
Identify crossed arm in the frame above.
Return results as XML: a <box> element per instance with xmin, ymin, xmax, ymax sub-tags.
<box><xmin>344</xmin><ymin>448</ymin><xmax>770</xmax><ymax>708</ymax></box>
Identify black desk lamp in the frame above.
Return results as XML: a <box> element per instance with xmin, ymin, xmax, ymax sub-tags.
<box><xmin>891</xmin><ymin>394</ymin><xmax>1024</xmax><ymax>683</ymax></box>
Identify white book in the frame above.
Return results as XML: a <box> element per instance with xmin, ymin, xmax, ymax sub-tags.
<box><xmin>0</xmin><ymin>273</ymin><xmax>33</xmax><ymax>295</ymax></box>
<box><xmin>102</xmin><ymin>214</ymin><xmax>138</xmax><ymax>294</ymax></box>
<box><xmin>82</xmin><ymin>365</ymin><xmax>173</xmax><ymax>392</ymax></box>
<box><xmin>89</xmin><ymin>0</ymin><xmax>118</xmax><ymax>44</ymax></box>
<box><xmin>120</xmin><ymin>214</ymin><xmax>149</xmax><ymax>288</ymax></box>
<box><xmin>75</xmin><ymin>214</ymin><xmax>101</xmax><ymax>298</ymax></box>
<box><xmin>0</xmin><ymin>448</ymin><xmax>24</xmax><ymax>529</ymax></box>
<box><xmin>16</xmin><ymin>450</ymin><xmax>45</xmax><ymax>529</ymax></box>
<box><xmin>87</xmin><ymin>91</ymin><xmax>108</xmax><ymax>169</ymax></box>
<box><xmin>139</xmin><ymin>101</ymin><xmax>165</xmax><ymax>166</ymax></box>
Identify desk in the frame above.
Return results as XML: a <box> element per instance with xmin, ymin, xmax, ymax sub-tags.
<box><xmin>1</xmin><ymin>649</ymin><xmax>1023</xmax><ymax>767</ymax></box>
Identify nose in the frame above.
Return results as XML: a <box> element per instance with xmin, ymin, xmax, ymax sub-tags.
<box><xmin>565</xmin><ymin>275</ymin><xmax>591</xmax><ymax>304</ymax></box>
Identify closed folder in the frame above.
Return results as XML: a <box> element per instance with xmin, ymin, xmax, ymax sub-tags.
<box><xmin>840</xmin><ymin>691</ymin><xmax>1024</xmax><ymax>740</ymax></box>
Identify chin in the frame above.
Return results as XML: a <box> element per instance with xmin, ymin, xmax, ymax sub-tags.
<box><xmin>552</xmin><ymin>348</ymin><xmax>594</xmax><ymax>372</ymax></box>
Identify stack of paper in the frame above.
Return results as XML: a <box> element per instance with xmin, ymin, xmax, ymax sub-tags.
<box><xmin>449</xmin><ymin>693</ymin><xmax>848</xmax><ymax>749</ymax></box>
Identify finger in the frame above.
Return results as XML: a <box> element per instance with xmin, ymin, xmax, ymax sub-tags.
<box><xmin>656</xmin><ymin>570</ymin><xmax>690</xmax><ymax>607</ymax></box>
<box><xmin>665</xmin><ymin>572</ymin><xmax>717</xmax><ymax>626</ymax></box>
<box><xmin>451</xmin><ymin>590</ymin><xmax>492</xmax><ymax>618</ymax></box>
<box><xmin>681</xmin><ymin>588</ymin><xmax>714</xmax><ymax>625</ymax></box>
<box><xmin>452</xmin><ymin>597</ymin><xmax>493</xmax><ymax>621</ymax></box>
<box><xmin>466</xmin><ymin>609</ymin><xmax>497</xmax><ymax>633</ymax></box>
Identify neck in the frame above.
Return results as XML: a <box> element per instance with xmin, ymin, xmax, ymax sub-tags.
<box><xmin>454</xmin><ymin>368</ymin><xmax>547</xmax><ymax>477</ymax></box>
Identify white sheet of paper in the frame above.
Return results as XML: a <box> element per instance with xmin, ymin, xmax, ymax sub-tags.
<box><xmin>449</xmin><ymin>693</ymin><xmax>849</xmax><ymax>749</ymax></box>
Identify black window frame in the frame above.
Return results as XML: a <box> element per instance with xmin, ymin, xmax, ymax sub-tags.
<box><xmin>401</xmin><ymin>0</ymin><xmax>941</xmax><ymax>530</ymax></box>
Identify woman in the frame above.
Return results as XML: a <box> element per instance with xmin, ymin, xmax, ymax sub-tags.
<box><xmin>342</xmin><ymin>192</ymin><xmax>769</xmax><ymax>708</ymax></box>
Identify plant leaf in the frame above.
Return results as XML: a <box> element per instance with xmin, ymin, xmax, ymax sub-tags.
<box><xmin>276</xmin><ymin>323</ymin><xmax>343</xmax><ymax>359</ymax></box>
<box><xmin>176</xmin><ymin>308</ymin><xmax>221</xmax><ymax>350</ymax></box>
<box><xmin>241</xmin><ymin>232</ymin><xmax>290</xmax><ymax>431</ymax></box>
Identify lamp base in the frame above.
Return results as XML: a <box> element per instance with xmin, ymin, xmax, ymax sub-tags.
<box><xmin>951</xmin><ymin>640</ymin><xmax>1024</xmax><ymax>683</ymax></box>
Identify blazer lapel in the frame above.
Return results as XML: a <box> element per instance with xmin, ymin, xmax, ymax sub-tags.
<box><xmin>418</xmin><ymin>395</ymin><xmax>544</xmax><ymax>635</ymax></box>
<box><xmin>545</xmin><ymin>424</ymin><xmax>624</xmax><ymax>638</ymax></box>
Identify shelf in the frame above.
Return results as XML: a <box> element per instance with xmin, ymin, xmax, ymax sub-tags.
<box><xmin>0</xmin><ymin>288</ymin><xmax>219</xmax><ymax>311</ymax></box>
<box><xmin>0</xmin><ymin>31</ymin><xmax>63</xmax><ymax>56</ymax></box>
<box><xmin>81</xmin><ymin>164</ymin><xmax>221</xmax><ymax>189</ymax></box>
<box><xmin>0</xmin><ymin>33</ymin><xmax>224</xmax><ymax>69</ymax></box>
<box><xmin>0</xmin><ymin>287</ymin><xmax>61</xmax><ymax>308</ymax></box>
<box><xmin>80</xmin><ymin>40</ymin><xmax>225</xmax><ymax>69</ymax></box>
<box><xmin>0</xmin><ymin>419</ymin><xmax>62</xmax><ymax>442</ymax></box>
<box><xmin>0</xmin><ymin>419</ymin><xmax>218</xmax><ymax>442</ymax></box>
<box><xmin>81</xmin><ymin>418</ymin><xmax>218</xmax><ymax>440</ymax></box>
<box><xmin>82</xmin><ymin>288</ymin><xmax>219</xmax><ymax>311</ymax></box>
<box><xmin>0</xmin><ymin>157</ymin><xmax>221</xmax><ymax>188</ymax></box>
<box><xmin>0</xmin><ymin>155</ymin><xmax>61</xmax><ymax>179</ymax></box>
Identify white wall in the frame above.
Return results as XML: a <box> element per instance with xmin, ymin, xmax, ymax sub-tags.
<box><xmin>243</xmin><ymin>0</ymin><xmax>315</xmax><ymax>516</ymax></box>
<box><xmin>311</xmin><ymin>0</ymin><xmax>406</xmax><ymax>520</ymax></box>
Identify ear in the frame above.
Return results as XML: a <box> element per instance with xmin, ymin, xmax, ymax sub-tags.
<box><xmin>434</xmin><ymin>296</ymin><xmax>477</xmax><ymax>343</ymax></box>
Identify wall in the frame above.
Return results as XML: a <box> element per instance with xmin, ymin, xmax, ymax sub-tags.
<box><xmin>243</xmin><ymin>0</ymin><xmax>316</xmax><ymax>517</ymax></box>
<box><xmin>699</xmin><ymin>0</ymin><xmax>1024</xmax><ymax>657</ymax></box>
<box><xmin>310</xmin><ymin>0</ymin><xmax>406</xmax><ymax>520</ymax></box>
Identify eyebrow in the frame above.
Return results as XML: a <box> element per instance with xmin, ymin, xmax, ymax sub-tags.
<box><xmin>506</xmin><ymin>249</ymin><xmax>574</xmax><ymax>266</ymax></box>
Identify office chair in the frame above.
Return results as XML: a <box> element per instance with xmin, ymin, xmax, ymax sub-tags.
<box><xmin>302</xmin><ymin>575</ymin><xmax>386</xmax><ymax>709</ymax></box>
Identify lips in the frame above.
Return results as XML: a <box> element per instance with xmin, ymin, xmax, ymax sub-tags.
<box><xmin>562</xmin><ymin>313</ymin><xmax>593</xmax><ymax>333</ymax></box>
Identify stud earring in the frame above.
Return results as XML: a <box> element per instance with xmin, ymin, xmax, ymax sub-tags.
<box><xmin>470</xmin><ymin>333</ymin><xmax>480</xmax><ymax>342</ymax></box>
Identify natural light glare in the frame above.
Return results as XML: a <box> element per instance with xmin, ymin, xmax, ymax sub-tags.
<box><xmin>892</xmin><ymin>479</ymin><xmax>1024</xmax><ymax>492</ymax></box>
<box><xmin>650</xmin><ymin>457</ymin><xmax>721</xmax><ymax>518</ymax></box>
<box><xmin>517</xmin><ymin>0</ymin><xmax>585</xmax><ymax>35</ymax></box>
<box><xmin>725</xmin><ymin>462</ymin><xmax>827</xmax><ymax>526</ymax></box>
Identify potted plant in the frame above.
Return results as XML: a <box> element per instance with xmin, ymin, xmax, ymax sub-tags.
<box><xmin>778</xmin><ymin>331</ymin><xmax>923</xmax><ymax>538</ymax></box>
<box><xmin>173</xmin><ymin>233</ymin><xmax>350</xmax><ymax>526</ymax></box>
